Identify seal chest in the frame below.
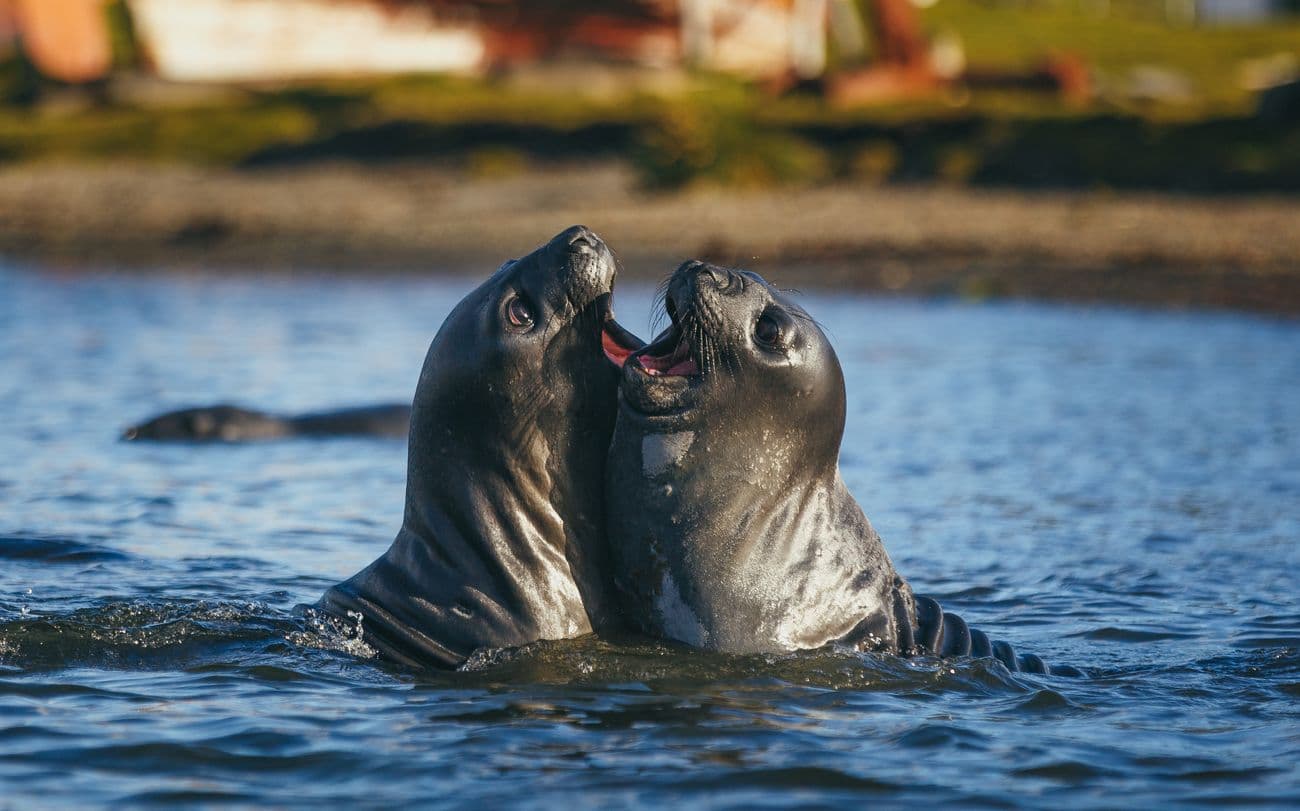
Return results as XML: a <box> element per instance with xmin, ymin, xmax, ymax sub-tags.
<box><xmin>641</xmin><ymin>432</ymin><xmax>695</xmax><ymax>477</ymax></box>
<box><xmin>655</xmin><ymin>569</ymin><xmax>709</xmax><ymax>648</ymax></box>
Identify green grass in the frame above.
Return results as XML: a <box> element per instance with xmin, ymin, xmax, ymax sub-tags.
<box><xmin>920</xmin><ymin>0</ymin><xmax>1300</xmax><ymax>116</ymax></box>
<box><xmin>0</xmin><ymin>1</ymin><xmax>1296</xmax><ymax>190</ymax></box>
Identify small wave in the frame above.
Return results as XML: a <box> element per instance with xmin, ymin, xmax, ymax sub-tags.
<box><xmin>1142</xmin><ymin>533</ymin><xmax>1191</xmax><ymax>547</ymax></box>
<box><xmin>671</xmin><ymin>765</ymin><xmax>901</xmax><ymax>793</ymax></box>
<box><xmin>1013</xmin><ymin>760</ymin><xmax>1119</xmax><ymax>781</ymax></box>
<box><xmin>122</xmin><ymin>790</ymin><xmax>256</xmax><ymax>806</ymax></box>
<box><xmin>0</xmin><ymin>680</ymin><xmax>151</xmax><ymax>701</ymax></box>
<box><xmin>0</xmin><ymin>535</ymin><xmax>129</xmax><ymax>563</ymax></box>
<box><xmin>26</xmin><ymin>740</ymin><xmax>349</xmax><ymax>775</ymax></box>
<box><xmin>892</xmin><ymin>722</ymin><xmax>992</xmax><ymax>750</ymax></box>
<box><xmin>1232</xmin><ymin>615</ymin><xmax>1300</xmax><ymax>650</ymax></box>
<box><xmin>0</xmin><ymin>598</ymin><xmax>292</xmax><ymax>671</ymax></box>
<box><xmin>1009</xmin><ymin>688</ymin><xmax>1090</xmax><ymax>715</ymax></box>
<box><xmin>1231</xmin><ymin>635</ymin><xmax>1300</xmax><ymax>650</ymax></box>
<box><xmin>1074</xmin><ymin>626</ymin><xmax>1197</xmax><ymax>642</ymax></box>
<box><xmin>452</xmin><ymin>636</ymin><xmax>1037</xmax><ymax>695</ymax></box>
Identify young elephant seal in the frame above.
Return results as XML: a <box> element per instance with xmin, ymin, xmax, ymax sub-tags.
<box><xmin>318</xmin><ymin>226</ymin><xmax>644</xmax><ymax>668</ymax></box>
<box><xmin>607</xmin><ymin>260</ymin><xmax>1078</xmax><ymax>676</ymax></box>
<box><xmin>122</xmin><ymin>403</ymin><xmax>411</xmax><ymax>442</ymax></box>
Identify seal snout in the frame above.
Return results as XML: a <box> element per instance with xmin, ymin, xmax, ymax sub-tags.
<box><xmin>551</xmin><ymin>225</ymin><xmax>643</xmax><ymax>368</ymax></box>
<box><xmin>556</xmin><ymin>225</ymin><xmax>607</xmax><ymax>262</ymax></box>
<box><xmin>552</xmin><ymin>224</ymin><xmax>615</xmax><ymax>300</ymax></box>
<box><xmin>563</xmin><ymin>224</ymin><xmax>601</xmax><ymax>251</ymax></box>
<box><xmin>676</xmin><ymin>259</ymin><xmax>743</xmax><ymax>296</ymax></box>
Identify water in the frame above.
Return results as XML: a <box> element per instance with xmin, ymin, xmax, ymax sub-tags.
<box><xmin>1</xmin><ymin>262</ymin><xmax>1297</xmax><ymax>808</ymax></box>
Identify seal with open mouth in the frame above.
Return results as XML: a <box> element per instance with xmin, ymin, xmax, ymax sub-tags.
<box><xmin>318</xmin><ymin>226</ymin><xmax>644</xmax><ymax>668</ymax></box>
<box><xmin>606</xmin><ymin>260</ymin><xmax>1077</xmax><ymax>675</ymax></box>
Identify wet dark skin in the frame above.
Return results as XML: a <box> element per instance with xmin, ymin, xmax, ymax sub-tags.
<box><xmin>122</xmin><ymin>403</ymin><xmax>411</xmax><ymax>442</ymax></box>
<box><xmin>318</xmin><ymin>226</ymin><xmax>644</xmax><ymax>668</ymax></box>
<box><xmin>606</xmin><ymin>260</ymin><xmax>1081</xmax><ymax>676</ymax></box>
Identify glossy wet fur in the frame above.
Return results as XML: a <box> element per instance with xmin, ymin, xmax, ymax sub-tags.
<box><xmin>607</xmin><ymin>261</ymin><xmax>1076</xmax><ymax>675</ymax></box>
<box><xmin>608</xmin><ymin>261</ymin><xmax>905</xmax><ymax>653</ymax></box>
<box><xmin>319</xmin><ymin>226</ymin><xmax>640</xmax><ymax>668</ymax></box>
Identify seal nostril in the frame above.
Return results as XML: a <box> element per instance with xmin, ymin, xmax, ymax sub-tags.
<box><xmin>702</xmin><ymin>266</ymin><xmax>733</xmax><ymax>290</ymax></box>
<box><xmin>564</xmin><ymin>225</ymin><xmax>599</xmax><ymax>251</ymax></box>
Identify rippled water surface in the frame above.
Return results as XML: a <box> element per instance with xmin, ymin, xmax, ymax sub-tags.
<box><xmin>2</xmin><ymin>262</ymin><xmax>1297</xmax><ymax>808</ymax></box>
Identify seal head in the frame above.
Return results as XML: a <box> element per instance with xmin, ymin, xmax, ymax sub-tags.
<box><xmin>320</xmin><ymin>226</ymin><xmax>643</xmax><ymax>668</ymax></box>
<box><xmin>605</xmin><ymin>261</ymin><xmax>1081</xmax><ymax>676</ymax></box>
<box><xmin>607</xmin><ymin>260</ymin><xmax>910</xmax><ymax>654</ymax></box>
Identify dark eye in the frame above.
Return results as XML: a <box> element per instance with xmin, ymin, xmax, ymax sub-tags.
<box><xmin>505</xmin><ymin>295</ymin><xmax>535</xmax><ymax>330</ymax></box>
<box><xmin>754</xmin><ymin>312</ymin><xmax>782</xmax><ymax>348</ymax></box>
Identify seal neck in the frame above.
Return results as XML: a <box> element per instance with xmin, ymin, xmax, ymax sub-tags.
<box><xmin>608</xmin><ymin>416</ymin><xmax>898</xmax><ymax>653</ymax></box>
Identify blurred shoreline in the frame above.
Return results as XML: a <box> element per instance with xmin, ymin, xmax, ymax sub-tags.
<box><xmin>3</xmin><ymin>161</ymin><xmax>1298</xmax><ymax>315</ymax></box>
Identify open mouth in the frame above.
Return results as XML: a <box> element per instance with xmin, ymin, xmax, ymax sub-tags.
<box><xmin>613</xmin><ymin>288</ymin><xmax>704</xmax><ymax>419</ymax></box>
<box><xmin>594</xmin><ymin>293</ymin><xmax>645</xmax><ymax>367</ymax></box>
<box><xmin>629</xmin><ymin>322</ymin><xmax>699</xmax><ymax>377</ymax></box>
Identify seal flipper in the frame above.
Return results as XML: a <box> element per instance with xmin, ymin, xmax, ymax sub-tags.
<box><xmin>912</xmin><ymin>597</ymin><xmax>1086</xmax><ymax>677</ymax></box>
<box><xmin>914</xmin><ymin>596</ymin><xmax>945</xmax><ymax>654</ymax></box>
<box><xmin>1018</xmin><ymin>653</ymin><xmax>1049</xmax><ymax>675</ymax></box>
<box><xmin>940</xmin><ymin>612</ymin><xmax>972</xmax><ymax>657</ymax></box>
<box><xmin>837</xmin><ymin>610</ymin><xmax>895</xmax><ymax>652</ymax></box>
<box><xmin>991</xmin><ymin>639</ymin><xmax>1020</xmax><ymax>672</ymax></box>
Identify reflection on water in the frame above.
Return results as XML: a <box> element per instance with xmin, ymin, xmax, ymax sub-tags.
<box><xmin>1</xmin><ymin>263</ymin><xmax>1297</xmax><ymax>807</ymax></box>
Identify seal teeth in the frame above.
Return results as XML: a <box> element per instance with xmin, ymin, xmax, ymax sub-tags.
<box><xmin>636</xmin><ymin>326</ymin><xmax>699</xmax><ymax>377</ymax></box>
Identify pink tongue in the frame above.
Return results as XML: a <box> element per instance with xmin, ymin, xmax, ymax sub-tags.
<box><xmin>602</xmin><ymin>328</ymin><xmax>635</xmax><ymax>367</ymax></box>
<box><xmin>641</xmin><ymin>340</ymin><xmax>696</xmax><ymax>376</ymax></box>
<box><xmin>666</xmin><ymin>356</ymin><xmax>699</xmax><ymax>375</ymax></box>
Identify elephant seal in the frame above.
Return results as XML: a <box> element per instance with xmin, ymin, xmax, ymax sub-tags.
<box><xmin>122</xmin><ymin>403</ymin><xmax>411</xmax><ymax>441</ymax></box>
<box><xmin>318</xmin><ymin>226</ymin><xmax>644</xmax><ymax>668</ymax></box>
<box><xmin>607</xmin><ymin>260</ymin><xmax>1078</xmax><ymax>676</ymax></box>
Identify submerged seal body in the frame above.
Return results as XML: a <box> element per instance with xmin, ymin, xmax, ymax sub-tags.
<box><xmin>122</xmin><ymin>403</ymin><xmax>411</xmax><ymax>441</ymax></box>
<box><xmin>607</xmin><ymin>261</ymin><xmax>1076</xmax><ymax>675</ymax></box>
<box><xmin>319</xmin><ymin>226</ymin><xmax>643</xmax><ymax>668</ymax></box>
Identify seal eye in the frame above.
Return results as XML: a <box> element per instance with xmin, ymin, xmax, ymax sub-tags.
<box><xmin>754</xmin><ymin>311</ymin><xmax>782</xmax><ymax>349</ymax></box>
<box><xmin>505</xmin><ymin>295</ymin><xmax>535</xmax><ymax>331</ymax></box>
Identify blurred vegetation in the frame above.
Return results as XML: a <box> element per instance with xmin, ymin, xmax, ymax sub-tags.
<box><xmin>0</xmin><ymin>0</ymin><xmax>1296</xmax><ymax>191</ymax></box>
<box><xmin>919</xmin><ymin>0</ymin><xmax>1300</xmax><ymax>115</ymax></box>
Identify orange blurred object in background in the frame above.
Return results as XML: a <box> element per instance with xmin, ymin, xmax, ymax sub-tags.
<box><xmin>7</xmin><ymin>0</ymin><xmax>111</xmax><ymax>83</ymax></box>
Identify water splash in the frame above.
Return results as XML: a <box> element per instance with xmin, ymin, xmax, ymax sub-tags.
<box><xmin>288</xmin><ymin>608</ymin><xmax>377</xmax><ymax>660</ymax></box>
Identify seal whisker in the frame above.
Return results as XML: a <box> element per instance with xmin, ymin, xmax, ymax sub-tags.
<box><xmin>650</xmin><ymin>278</ymin><xmax>675</xmax><ymax>334</ymax></box>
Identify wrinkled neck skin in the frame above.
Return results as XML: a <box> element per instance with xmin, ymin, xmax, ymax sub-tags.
<box><xmin>402</xmin><ymin>297</ymin><xmax>619</xmax><ymax>637</ymax></box>
<box><xmin>607</xmin><ymin>262</ymin><xmax>918</xmax><ymax>655</ymax></box>
<box><xmin>320</xmin><ymin>233</ymin><xmax>622</xmax><ymax>668</ymax></box>
<box><xmin>609</xmin><ymin>396</ymin><xmax>907</xmax><ymax>655</ymax></box>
